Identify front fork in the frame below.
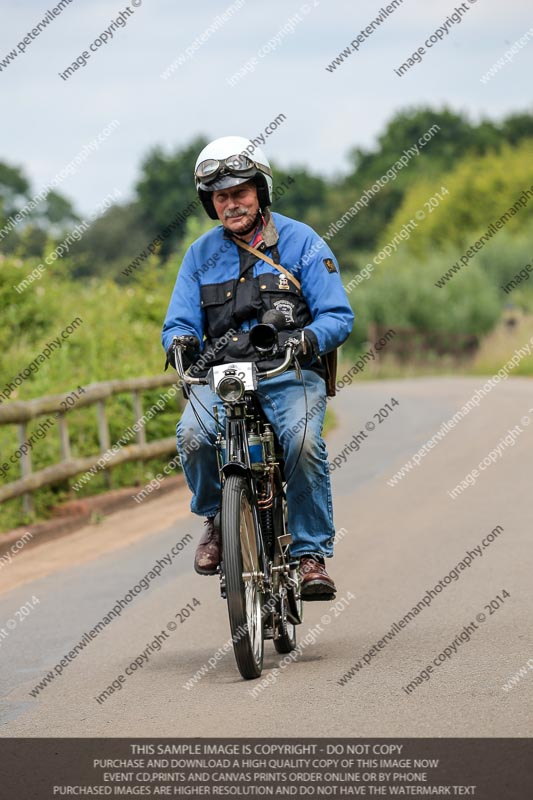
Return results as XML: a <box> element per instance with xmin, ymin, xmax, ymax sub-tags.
<box><xmin>214</xmin><ymin>404</ymin><xmax>270</xmax><ymax>601</ymax></box>
<box><xmin>212</xmin><ymin>401</ymin><xmax>301</xmax><ymax>629</ymax></box>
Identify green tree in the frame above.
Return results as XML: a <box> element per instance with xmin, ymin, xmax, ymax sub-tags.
<box><xmin>135</xmin><ymin>137</ymin><xmax>208</xmax><ymax>258</ymax></box>
<box><xmin>270</xmin><ymin>165</ymin><xmax>328</xmax><ymax>226</ymax></box>
<box><xmin>345</xmin><ymin>250</ymin><xmax>501</xmax><ymax>350</ymax></box>
<box><xmin>325</xmin><ymin>107</ymin><xmax>529</xmax><ymax>257</ymax></box>
<box><xmin>500</xmin><ymin>112</ymin><xmax>533</xmax><ymax>145</ymax></box>
<box><xmin>39</xmin><ymin>190</ymin><xmax>80</xmax><ymax>230</ymax></box>
<box><xmin>0</xmin><ymin>161</ymin><xmax>81</xmax><ymax>257</ymax></box>
<box><xmin>382</xmin><ymin>140</ymin><xmax>533</xmax><ymax>255</ymax></box>
<box><xmin>67</xmin><ymin>202</ymin><xmax>151</xmax><ymax>279</ymax></box>
<box><xmin>0</xmin><ymin>161</ymin><xmax>30</xmax><ymax>218</ymax></box>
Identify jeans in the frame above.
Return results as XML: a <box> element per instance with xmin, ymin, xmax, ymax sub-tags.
<box><xmin>176</xmin><ymin>369</ymin><xmax>336</xmax><ymax>558</ymax></box>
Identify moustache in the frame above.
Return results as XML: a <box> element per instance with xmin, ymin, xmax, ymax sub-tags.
<box><xmin>224</xmin><ymin>207</ymin><xmax>249</xmax><ymax>219</ymax></box>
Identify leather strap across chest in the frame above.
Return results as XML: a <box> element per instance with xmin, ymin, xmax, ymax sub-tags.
<box><xmin>232</xmin><ymin>237</ymin><xmax>302</xmax><ymax>291</ymax></box>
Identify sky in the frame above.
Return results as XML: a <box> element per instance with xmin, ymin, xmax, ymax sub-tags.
<box><xmin>1</xmin><ymin>0</ymin><xmax>532</xmax><ymax>220</ymax></box>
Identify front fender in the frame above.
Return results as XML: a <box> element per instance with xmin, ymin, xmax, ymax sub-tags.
<box><xmin>220</xmin><ymin>461</ymin><xmax>250</xmax><ymax>480</ymax></box>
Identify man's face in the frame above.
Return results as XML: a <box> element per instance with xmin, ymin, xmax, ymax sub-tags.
<box><xmin>212</xmin><ymin>181</ymin><xmax>260</xmax><ymax>236</ymax></box>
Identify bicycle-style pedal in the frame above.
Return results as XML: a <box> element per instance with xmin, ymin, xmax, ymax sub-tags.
<box><xmin>277</xmin><ymin>533</ymin><xmax>292</xmax><ymax>548</ymax></box>
<box><xmin>276</xmin><ymin>533</ymin><xmax>293</xmax><ymax>570</ymax></box>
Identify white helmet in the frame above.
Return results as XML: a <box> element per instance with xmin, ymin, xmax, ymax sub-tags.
<box><xmin>194</xmin><ymin>135</ymin><xmax>273</xmax><ymax>220</ymax></box>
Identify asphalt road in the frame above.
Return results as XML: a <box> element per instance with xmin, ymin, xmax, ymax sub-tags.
<box><xmin>1</xmin><ymin>377</ymin><xmax>532</xmax><ymax>737</ymax></box>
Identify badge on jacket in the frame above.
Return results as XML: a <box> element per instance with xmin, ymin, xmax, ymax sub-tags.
<box><xmin>273</xmin><ymin>299</ymin><xmax>295</xmax><ymax>323</ymax></box>
<box><xmin>277</xmin><ymin>275</ymin><xmax>290</xmax><ymax>290</ymax></box>
<box><xmin>323</xmin><ymin>258</ymin><xmax>337</xmax><ymax>273</ymax></box>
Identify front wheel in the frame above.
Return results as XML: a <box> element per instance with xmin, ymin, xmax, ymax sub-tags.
<box><xmin>221</xmin><ymin>474</ymin><xmax>264</xmax><ymax>679</ymax></box>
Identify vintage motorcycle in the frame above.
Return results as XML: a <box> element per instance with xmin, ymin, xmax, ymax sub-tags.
<box><xmin>172</xmin><ymin>313</ymin><xmax>305</xmax><ymax>680</ymax></box>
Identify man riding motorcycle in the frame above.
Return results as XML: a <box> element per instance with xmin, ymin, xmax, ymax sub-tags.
<box><xmin>162</xmin><ymin>136</ymin><xmax>354</xmax><ymax>599</ymax></box>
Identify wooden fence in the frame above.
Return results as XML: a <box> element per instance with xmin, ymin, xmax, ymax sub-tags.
<box><xmin>0</xmin><ymin>374</ymin><xmax>185</xmax><ymax>513</ymax></box>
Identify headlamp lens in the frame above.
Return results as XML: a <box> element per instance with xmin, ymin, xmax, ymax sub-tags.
<box><xmin>217</xmin><ymin>376</ymin><xmax>245</xmax><ymax>402</ymax></box>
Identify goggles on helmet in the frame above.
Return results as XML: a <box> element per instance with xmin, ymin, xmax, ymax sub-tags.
<box><xmin>195</xmin><ymin>153</ymin><xmax>272</xmax><ymax>185</ymax></box>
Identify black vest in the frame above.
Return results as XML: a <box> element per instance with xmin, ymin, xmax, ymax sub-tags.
<box><xmin>198</xmin><ymin>241</ymin><xmax>323</xmax><ymax>376</ymax></box>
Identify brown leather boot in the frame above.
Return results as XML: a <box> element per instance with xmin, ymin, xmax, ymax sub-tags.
<box><xmin>299</xmin><ymin>555</ymin><xmax>336</xmax><ymax>601</ymax></box>
<box><xmin>194</xmin><ymin>517</ymin><xmax>221</xmax><ymax>576</ymax></box>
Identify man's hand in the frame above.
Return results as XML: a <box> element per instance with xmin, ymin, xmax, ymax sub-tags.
<box><xmin>292</xmin><ymin>329</ymin><xmax>319</xmax><ymax>365</ymax></box>
<box><xmin>164</xmin><ymin>335</ymin><xmax>200</xmax><ymax>371</ymax></box>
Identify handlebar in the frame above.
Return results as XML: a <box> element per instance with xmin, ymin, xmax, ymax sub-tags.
<box><xmin>174</xmin><ymin>345</ymin><xmax>204</xmax><ymax>386</ymax></box>
<box><xmin>172</xmin><ymin>338</ymin><xmax>297</xmax><ymax>386</ymax></box>
<box><xmin>257</xmin><ymin>343</ymin><xmax>296</xmax><ymax>379</ymax></box>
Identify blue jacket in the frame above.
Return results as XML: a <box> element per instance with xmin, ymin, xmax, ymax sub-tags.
<box><xmin>162</xmin><ymin>212</ymin><xmax>354</xmax><ymax>369</ymax></box>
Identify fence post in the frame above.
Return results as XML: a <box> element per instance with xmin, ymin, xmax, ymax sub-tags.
<box><xmin>57</xmin><ymin>413</ymin><xmax>71</xmax><ymax>493</ymax></box>
<box><xmin>96</xmin><ymin>400</ymin><xmax>112</xmax><ymax>489</ymax></box>
<box><xmin>17</xmin><ymin>422</ymin><xmax>34</xmax><ymax>515</ymax></box>
<box><xmin>132</xmin><ymin>391</ymin><xmax>146</xmax><ymax>446</ymax></box>
<box><xmin>57</xmin><ymin>414</ymin><xmax>71</xmax><ymax>460</ymax></box>
<box><xmin>132</xmin><ymin>390</ymin><xmax>145</xmax><ymax>485</ymax></box>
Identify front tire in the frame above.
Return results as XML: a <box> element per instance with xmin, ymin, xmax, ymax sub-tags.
<box><xmin>221</xmin><ymin>474</ymin><xmax>264</xmax><ymax>679</ymax></box>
